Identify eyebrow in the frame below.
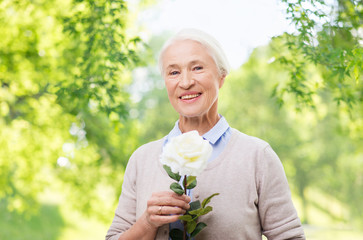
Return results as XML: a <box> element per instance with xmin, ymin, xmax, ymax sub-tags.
<box><xmin>189</xmin><ymin>60</ymin><xmax>204</xmax><ymax>66</ymax></box>
<box><xmin>166</xmin><ymin>60</ymin><xmax>205</xmax><ymax>70</ymax></box>
<box><xmin>165</xmin><ymin>64</ymin><xmax>179</xmax><ymax>70</ymax></box>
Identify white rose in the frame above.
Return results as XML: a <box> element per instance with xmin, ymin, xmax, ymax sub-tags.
<box><xmin>160</xmin><ymin>130</ymin><xmax>212</xmax><ymax>176</ymax></box>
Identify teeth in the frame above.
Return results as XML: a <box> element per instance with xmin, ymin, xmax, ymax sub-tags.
<box><xmin>181</xmin><ymin>94</ymin><xmax>200</xmax><ymax>100</ymax></box>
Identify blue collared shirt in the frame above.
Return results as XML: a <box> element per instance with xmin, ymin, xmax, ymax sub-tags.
<box><xmin>164</xmin><ymin>115</ymin><xmax>231</xmax><ymax>163</ymax></box>
<box><xmin>164</xmin><ymin>115</ymin><xmax>231</xmax><ymax>239</ymax></box>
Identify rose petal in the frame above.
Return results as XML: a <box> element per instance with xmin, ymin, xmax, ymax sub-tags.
<box><xmin>160</xmin><ymin>130</ymin><xmax>212</xmax><ymax>176</ymax></box>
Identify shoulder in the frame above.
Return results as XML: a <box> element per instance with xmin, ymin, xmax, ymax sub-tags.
<box><xmin>134</xmin><ymin>138</ymin><xmax>164</xmax><ymax>153</ymax></box>
<box><xmin>230</xmin><ymin>128</ymin><xmax>270</xmax><ymax>151</ymax></box>
<box><xmin>126</xmin><ymin>137</ymin><xmax>165</xmax><ymax>168</ymax></box>
<box><xmin>227</xmin><ymin>128</ymin><xmax>281</xmax><ymax>169</ymax></box>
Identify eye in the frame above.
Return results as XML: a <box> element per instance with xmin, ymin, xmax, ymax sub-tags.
<box><xmin>193</xmin><ymin>66</ymin><xmax>203</xmax><ymax>71</ymax></box>
<box><xmin>169</xmin><ymin>70</ymin><xmax>180</xmax><ymax>76</ymax></box>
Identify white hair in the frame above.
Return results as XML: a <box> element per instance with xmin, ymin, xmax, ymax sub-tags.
<box><xmin>158</xmin><ymin>28</ymin><xmax>230</xmax><ymax>77</ymax></box>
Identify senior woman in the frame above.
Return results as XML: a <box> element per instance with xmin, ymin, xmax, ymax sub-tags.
<box><xmin>106</xmin><ymin>29</ymin><xmax>305</xmax><ymax>240</ymax></box>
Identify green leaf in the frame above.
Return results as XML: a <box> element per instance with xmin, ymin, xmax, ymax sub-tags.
<box><xmin>186</xmin><ymin>176</ymin><xmax>196</xmax><ymax>185</ymax></box>
<box><xmin>179</xmin><ymin>214</ymin><xmax>193</xmax><ymax>222</ymax></box>
<box><xmin>188</xmin><ymin>200</ymin><xmax>201</xmax><ymax>212</ymax></box>
<box><xmin>188</xmin><ymin>208</ymin><xmax>202</xmax><ymax>216</ymax></box>
<box><xmin>202</xmin><ymin>193</ymin><xmax>219</xmax><ymax>208</ymax></box>
<box><xmin>188</xmin><ymin>206</ymin><xmax>213</xmax><ymax>217</ymax></box>
<box><xmin>163</xmin><ymin>165</ymin><xmax>181</xmax><ymax>182</ymax></box>
<box><xmin>186</xmin><ymin>176</ymin><xmax>197</xmax><ymax>189</ymax></box>
<box><xmin>190</xmin><ymin>222</ymin><xmax>207</xmax><ymax>237</ymax></box>
<box><xmin>186</xmin><ymin>180</ymin><xmax>197</xmax><ymax>189</ymax></box>
<box><xmin>169</xmin><ymin>228</ymin><xmax>183</xmax><ymax>240</ymax></box>
<box><xmin>170</xmin><ymin>182</ymin><xmax>184</xmax><ymax>195</ymax></box>
<box><xmin>354</xmin><ymin>65</ymin><xmax>360</xmax><ymax>82</ymax></box>
<box><xmin>186</xmin><ymin>220</ymin><xmax>197</xmax><ymax>234</ymax></box>
<box><xmin>199</xmin><ymin>206</ymin><xmax>213</xmax><ymax>216</ymax></box>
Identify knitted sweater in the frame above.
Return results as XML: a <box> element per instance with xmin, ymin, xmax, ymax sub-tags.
<box><xmin>106</xmin><ymin>128</ymin><xmax>305</xmax><ymax>240</ymax></box>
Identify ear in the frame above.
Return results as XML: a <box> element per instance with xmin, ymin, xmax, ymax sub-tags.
<box><xmin>219</xmin><ymin>74</ymin><xmax>226</xmax><ymax>88</ymax></box>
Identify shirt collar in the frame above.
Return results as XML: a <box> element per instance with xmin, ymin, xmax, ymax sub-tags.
<box><xmin>203</xmin><ymin>116</ymin><xmax>230</xmax><ymax>144</ymax></box>
<box><xmin>165</xmin><ymin>115</ymin><xmax>230</xmax><ymax>145</ymax></box>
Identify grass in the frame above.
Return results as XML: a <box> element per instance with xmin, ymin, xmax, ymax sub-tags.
<box><xmin>291</xmin><ymin>187</ymin><xmax>363</xmax><ymax>240</ymax></box>
<box><xmin>304</xmin><ymin>225</ymin><xmax>363</xmax><ymax>239</ymax></box>
<box><xmin>58</xmin><ymin>206</ymin><xmax>109</xmax><ymax>240</ymax></box>
<box><xmin>0</xmin><ymin>203</ymin><xmax>65</xmax><ymax>240</ymax></box>
<box><xmin>0</xmin><ymin>201</ymin><xmax>109</xmax><ymax>240</ymax></box>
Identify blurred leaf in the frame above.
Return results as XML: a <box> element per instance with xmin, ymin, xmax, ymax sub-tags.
<box><xmin>163</xmin><ymin>165</ymin><xmax>181</xmax><ymax>182</ymax></box>
<box><xmin>188</xmin><ymin>200</ymin><xmax>201</xmax><ymax>212</ymax></box>
<box><xmin>179</xmin><ymin>214</ymin><xmax>193</xmax><ymax>222</ymax></box>
<box><xmin>170</xmin><ymin>182</ymin><xmax>184</xmax><ymax>195</ymax></box>
<box><xmin>190</xmin><ymin>222</ymin><xmax>207</xmax><ymax>238</ymax></box>
<box><xmin>169</xmin><ymin>228</ymin><xmax>183</xmax><ymax>240</ymax></box>
<box><xmin>186</xmin><ymin>220</ymin><xmax>197</xmax><ymax>234</ymax></box>
<box><xmin>186</xmin><ymin>176</ymin><xmax>197</xmax><ymax>189</ymax></box>
<box><xmin>202</xmin><ymin>193</ymin><xmax>219</xmax><ymax>208</ymax></box>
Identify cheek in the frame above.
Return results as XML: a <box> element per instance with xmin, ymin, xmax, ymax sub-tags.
<box><xmin>164</xmin><ymin>81</ymin><xmax>174</xmax><ymax>95</ymax></box>
<box><xmin>206</xmin><ymin>78</ymin><xmax>220</xmax><ymax>95</ymax></box>
<box><xmin>165</xmin><ymin>83</ymin><xmax>179</xmax><ymax>105</ymax></box>
<box><xmin>206</xmin><ymin>83</ymin><xmax>220</xmax><ymax>103</ymax></box>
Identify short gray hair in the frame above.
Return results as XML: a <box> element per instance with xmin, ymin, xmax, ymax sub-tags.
<box><xmin>158</xmin><ymin>28</ymin><xmax>230</xmax><ymax>77</ymax></box>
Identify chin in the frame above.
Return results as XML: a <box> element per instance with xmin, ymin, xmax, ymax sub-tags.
<box><xmin>178</xmin><ymin>110</ymin><xmax>205</xmax><ymax>118</ymax></box>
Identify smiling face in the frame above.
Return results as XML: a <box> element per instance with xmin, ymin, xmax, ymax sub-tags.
<box><xmin>161</xmin><ymin>40</ymin><xmax>225</xmax><ymax>122</ymax></box>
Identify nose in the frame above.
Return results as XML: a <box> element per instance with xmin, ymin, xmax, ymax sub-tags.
<box><xmin>179</xmin><ymin>71</ymin><xmax>195</xmax><ymax>89</ymax></box>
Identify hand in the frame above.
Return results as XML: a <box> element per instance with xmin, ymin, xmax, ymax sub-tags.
<box><xmin>145</xmin><ymin>191</ymin><xmax>191</xmax><ymax>229</ymax></box>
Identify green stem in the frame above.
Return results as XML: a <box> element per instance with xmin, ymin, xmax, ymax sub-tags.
<box><xmin>183</xmin><ymin>175</ymin><xmax>187</xmax><ymax>240</ymax></box>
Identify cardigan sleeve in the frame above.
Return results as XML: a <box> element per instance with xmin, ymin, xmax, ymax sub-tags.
<box><xmin>257</xmin><ymin>145</ymin><xmax>305</xmax><ymax>240</ymax></box>
<box><xmin>105</xmin><ymin>152</ymin><xmax>138</xmax><ymax>240</ymax></box>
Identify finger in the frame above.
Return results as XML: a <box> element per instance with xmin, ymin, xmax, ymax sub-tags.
<box><xmin>154</xmin><ymin>205</ymin><xmax>186</xmax><ymax>216</ymax></box>
<box><xmin>152</xmin><ymin>191</ymin><xmax>191</xmax><ymax>202</ymax></box>
<box><xmin>148</xmin><ymin>192</ymin><xmax>189</xmax><ymax>206</ymax></box>
<box><xmin>149</xmin><ymin>196</ymin><xmax>190</xmax><ymax>210</ymax></box>
<box><xmin>149</xmin><ymin>214</ymin><xmax>181</xmax><ymax>225</ymax></box>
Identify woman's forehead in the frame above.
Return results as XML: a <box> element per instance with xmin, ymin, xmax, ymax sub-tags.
<box><xmin>162</xmin><ymin>40</ymin><xmax>212</xmax><ymax>62</ymax></box>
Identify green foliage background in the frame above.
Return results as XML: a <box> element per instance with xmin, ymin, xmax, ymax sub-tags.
<box><xmin>0</xmin><ymin>0</ymin><xmax>142</xmax><ymax>225</ymax></box>
<box><xmin>0</xmin><ymin>0</ymin><xmax>362</xmax><ymax>239</ymax></box>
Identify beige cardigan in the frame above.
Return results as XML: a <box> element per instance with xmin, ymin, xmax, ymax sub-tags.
<box><xmin>106</xmin><ymin>128</ymin><xmax>305</xmax><ymax>240</ymax></box>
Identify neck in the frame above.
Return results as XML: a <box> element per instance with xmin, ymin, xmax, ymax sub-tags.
<box><xmin>178</xmin><ymin>113</ymin><xmax>220</xmax><ymax>136</ymax></box>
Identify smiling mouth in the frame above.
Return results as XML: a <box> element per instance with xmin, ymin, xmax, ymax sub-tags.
<box><xmin>180</xmin><ymin>93</ymin><xmax>201</xmax><ymax>100</ymax></box>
